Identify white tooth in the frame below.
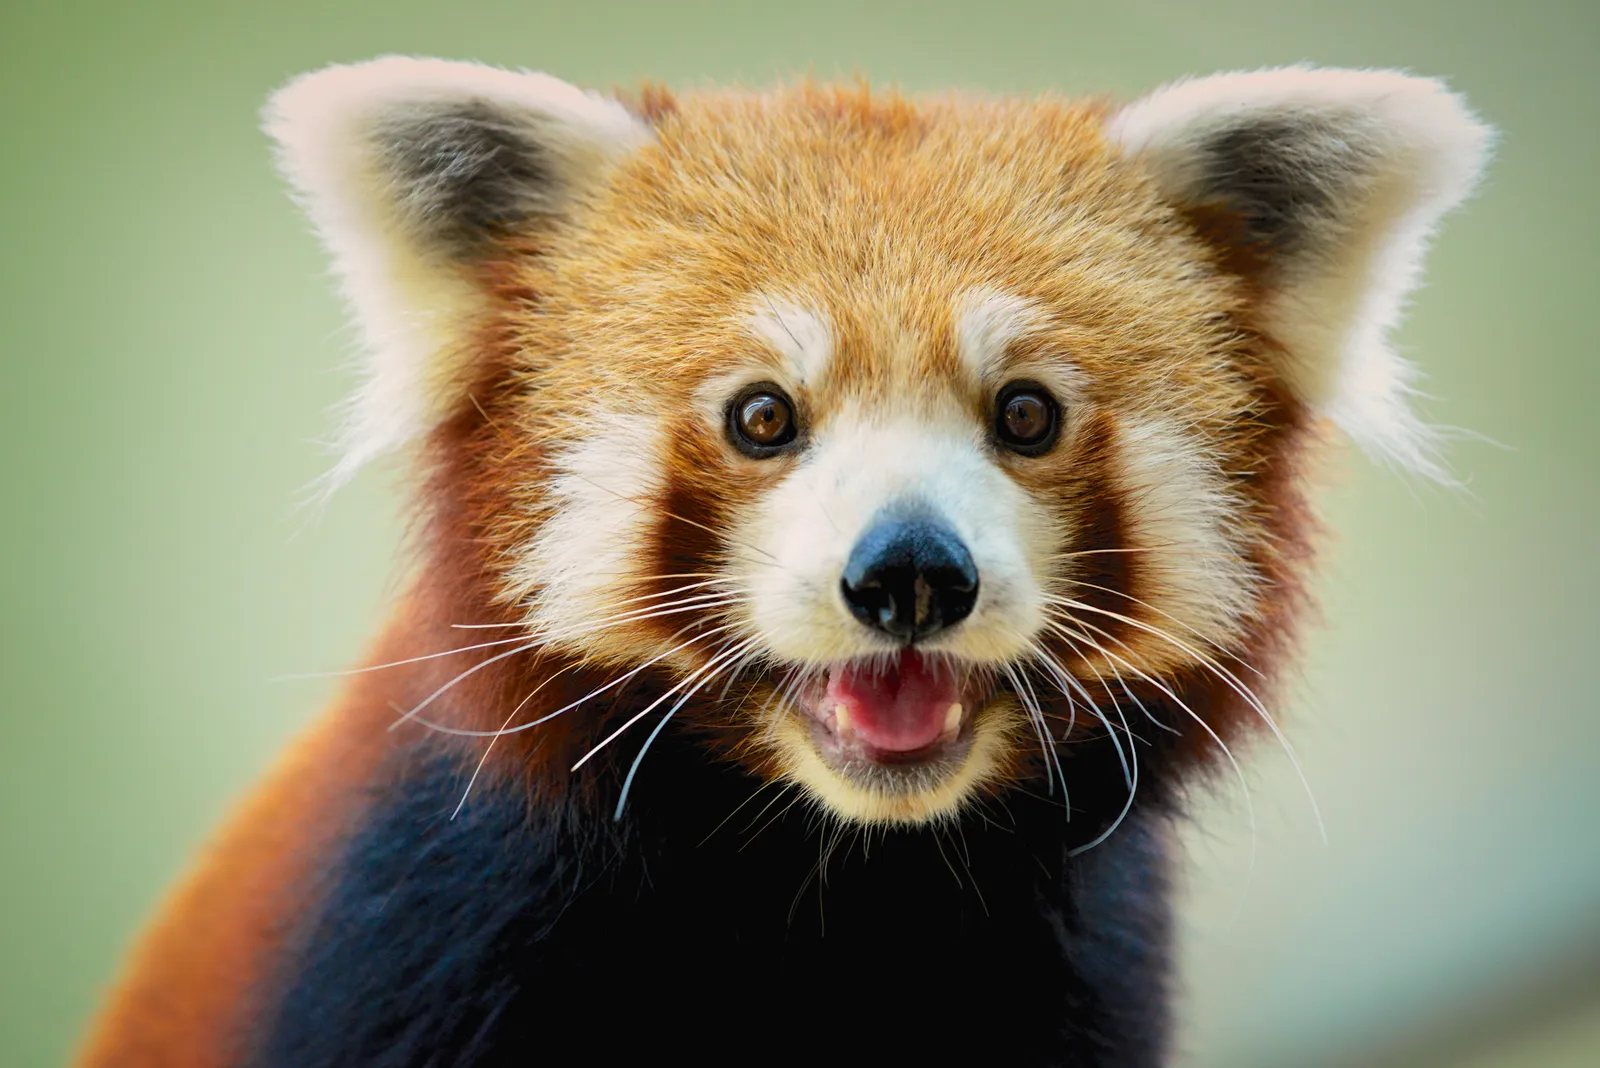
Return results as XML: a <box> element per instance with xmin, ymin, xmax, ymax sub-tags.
<box><xmin>943</xmin><ymin>702</ymin><xmax>963</xmax><ymax>735</ymax></box>
<box><xmin>834</xmin><ymin>705</ymin><xmax>853</xmax><ymax>734</ymax></box>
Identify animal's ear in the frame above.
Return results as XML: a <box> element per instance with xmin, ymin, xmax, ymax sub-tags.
<box><xmin>265</xmin><ymin>57</ymin><xmax>651</xmax><ymax>486</ymax></box>
<box><xmin>1107</xmin><ymin>68</ymin><xmax>1492</xmax><ymax>478</ymax></box>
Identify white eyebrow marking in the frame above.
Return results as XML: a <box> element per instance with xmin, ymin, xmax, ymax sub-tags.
<box><xmin>955</xmin><ymin>287</ymin><xmax>1047</xmax><ymax>380</ymax></box>
<box><xmin>745</xmin><ymin>295</ymin><xmax>834</xmax><ymax>385</ymax></box>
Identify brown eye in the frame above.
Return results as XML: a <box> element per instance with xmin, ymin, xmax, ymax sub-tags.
<box><xmin>995</xmin><ymin>383</ymin><xmax>1060</xmax><ymax>455</ymax></box>
<box><xmin>728</xmin><ymin>386</ymin><xmax>798</xmax><ymax>456</ymax></box>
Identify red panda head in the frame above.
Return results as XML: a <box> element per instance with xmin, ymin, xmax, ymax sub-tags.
<box><xmin>267</xmin><ymin>60</ymin><xmax>1488</xmax><ymax>827</ymax></box>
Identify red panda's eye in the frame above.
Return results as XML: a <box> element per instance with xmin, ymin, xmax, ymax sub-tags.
<box><xmin>995</xmin><ymin>384</ymin><xmax>1060</xmax><ymax>455</ymax></box>
<box><xmin>728</xmin><ymin>386</ymin><xmax>798</xmax><ymax>456</ymax></box>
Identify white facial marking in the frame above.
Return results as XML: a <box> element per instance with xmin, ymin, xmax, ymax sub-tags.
<box><xmin>954</xmin><ymin>287</ymin><xmax>1047</xmax><ymax>383</ymax></box>
<box><xmin>511</xmin><ymin>412</ymin><xmax>663</xmax><ymax>657</ymax></box>
<box><xmin>744</xmin><ymin>297</ymin><xmax>834</xmax><ymax>386</ymax></box>
<box><xmin>1112</xmin><ymin>416</ymin><xmax>1255</xmax><ymax>648</ymax></box>
<box><xmin>734</xmin><ymin>408</ymin><xmax>1049</xmax><ymax>666</ymax></box>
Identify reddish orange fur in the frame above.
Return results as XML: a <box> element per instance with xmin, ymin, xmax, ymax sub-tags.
<box><xmin>80</xmin><ymin>81</ymin><xmax>1343</xmax><ymax>1063</ymax></box>
<box><xmin>450</xmin><ymin>84</ymin><xmax>1317</xmax><ymax>769</ymax></box>
<box><xmin>76</xmin><ymin>629</ymin><xmax>407</xmax><ymax>1065</ymax></box>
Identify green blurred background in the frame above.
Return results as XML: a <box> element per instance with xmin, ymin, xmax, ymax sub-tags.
<box><xmin>2</xmin><ymin>1</ymin><xmax>1596</xmax><ymax>1064</ymax></box>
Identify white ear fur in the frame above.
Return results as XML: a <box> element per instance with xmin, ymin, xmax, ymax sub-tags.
<box><xmin>264</xmin><ymin>57</ymin><xmax>651</xmax><ymax>487</ymax></box>
<box><xmin>1107</xmin><ymin>68</ymin><xmax>1492</xmax><ymax>478</ymax></box>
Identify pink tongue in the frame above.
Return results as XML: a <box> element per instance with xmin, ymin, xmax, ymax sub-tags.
<box><xmin>826</xmin><ymin>650</ymin><xmax>959</xmax><ymax>753</ymax></box>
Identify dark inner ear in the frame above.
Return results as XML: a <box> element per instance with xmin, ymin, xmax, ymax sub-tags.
<box><xmin>1191</xmin><ymin>115</ymin><xmax>1380</xmax><ymax>271</ymax></box>
<box><xmin>371</xmin><ymin>101</ymin><xmax>556</xmax><ymax>260</ymax></box>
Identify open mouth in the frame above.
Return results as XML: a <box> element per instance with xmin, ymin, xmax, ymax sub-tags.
<box><xmin>798</xmin><ymin>649</ymin><xmax>993</xmax><ymax>786</ymax></box>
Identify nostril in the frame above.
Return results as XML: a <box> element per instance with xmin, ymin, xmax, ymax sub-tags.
<box><xmin>840</xmin><ymin>516</ymin><xmax>980</xmax><ymax>644</ymax></box>
<box><xmin>839</xmin><ymin>574</ymin><xmax>895</xmax><ymax>628</ymax></box>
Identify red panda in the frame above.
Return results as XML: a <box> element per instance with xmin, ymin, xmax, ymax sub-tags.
<box><xmin>77</xmin><ymin>59</ymin><xmax>1490</xmax><ymax>1067</ymax></box>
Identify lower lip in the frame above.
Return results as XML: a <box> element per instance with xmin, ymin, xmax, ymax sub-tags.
<box><xmin>811</xmin><ymin>717</ymin><xmax>975</xmax><ymax>768</ymax></box>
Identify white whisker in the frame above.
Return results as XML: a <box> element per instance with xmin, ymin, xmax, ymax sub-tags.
<box><xmin>276</xmin><ymin>634</ymin><xmax>533</xmax><ymax>680</ymax></box>
<box><xmin>1027</xmin><ymin>644</ymin><xmax>1080</xmax><ymax>741</ymax></box>
<box><xmin>1004</xmin><ymin>662</ymin><xmax>1068</xmax><ymax>810</ymax></box>
<box><xmin>1047</xmin><ymin>579</ymin><xmax>1265</xmax><ymax>678</ymax></box>
<box><xmin>698</xmin><ymin>777</ymin><xmax>786</xmax><ymax>848</ymax></box>
<box><xmin>611</xmin><ymin>636</ymin><xmax>765</xmax><ymax>819</ymax></box>
<box><xmin>1047</xmin><ymin>597</ymin><xmax>1324</xmax><ymax>842</ymax></box>
<box><xmin>531</xmin><ymin>592</ymin><xmax>745</xmax><ymax>643</ymax></box>
<box><xmin>573</xmin><ymin>635</ymin><xmax>751</xmax><ymax>773</ymax></box>
<box><xmin>412</xmin><ymin>625</ymin><xmax>737</xmax><ymax>739</ymax></box>
<box><xmin>1061</xmin><ymin>649</ymin><xmax>1140</xmax><ymax>858</ymax></box>
<box><xmin>1047</xmin><ymin>613</ymin><xmax>1258</xmax><ymax>878</ymax></box>
<box><xmin>450</xmin><ymin>621</ymin><xmax>541</xmax><ymax>630</ymax></box>
<box><xmin>387</xmin><ymin>642</ymin><xmax>539</xmax><ymax>731</ymax></box>
<box><xmin>1025</xmin><ymin>640</ymin><xmax>1132</xmax><ymax>792</ymax></box>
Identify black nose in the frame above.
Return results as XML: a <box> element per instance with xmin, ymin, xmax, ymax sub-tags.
<box><xmin>840</xmin><ymin>516</ymin><xmax>979</xmax><ymax>644</ymax></box>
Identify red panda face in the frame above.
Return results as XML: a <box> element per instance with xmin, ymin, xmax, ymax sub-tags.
<box><xmin>267</xmin><ymin>63</ymin><xmax>1489</xmax><ymax>827</ymax></box>
<box><xmin>501</xmin><ymin>98</ymin><xmax>1274</xmax><ymax>823</ymax></box>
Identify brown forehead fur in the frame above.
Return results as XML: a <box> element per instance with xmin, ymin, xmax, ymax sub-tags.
<box><xmin>413</xmin><ymin>82</ymin><xmax>1316</xmax><ymax>799</ymax></box>
<box><xmin>514</xmin><ymin>83</ymin><xmax>1259</xmax><ymax>428</ymax></box>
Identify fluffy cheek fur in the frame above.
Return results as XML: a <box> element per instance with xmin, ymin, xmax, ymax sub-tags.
<box><xmin>508</xmin><ymin>412</ymin><xmax>671</xmax><ymax>664</ymax></box>
<box><xmin>1096</xmin><ymin>415</ymin><xmax>1258</xmax><ymax>670</ymax></box>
